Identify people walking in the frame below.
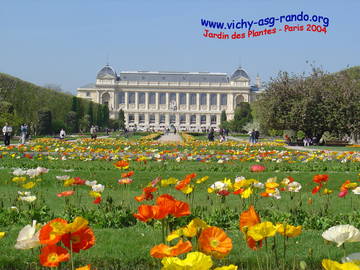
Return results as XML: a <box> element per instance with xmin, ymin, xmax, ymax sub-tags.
<box><xmin>2</xmin><ymin>122</ymin><xmax>12</xmax><ymax>146</ymax></box>
<box><xmin>90</xmin><ymin>125</ymin><xmax>97</xmax><ymax>139</ymax></box>
<box><xmin>59</xmin><ymin>129</ymin><xmax>66</xmax><ymax>140</ymax></box>
<box><xmin>208</xmin><ymin>127</ymin><xmax>215</xmax><ymax>141</ymax></box>
<box><xmin>20</xmin><ymin>124</ymin><xmax>28</xmax><ymax>144</ymax></box>
<box><xmin>254</xmin><ymin>130</ymin><xmax>260</xmax><ymax>143</ymax></box>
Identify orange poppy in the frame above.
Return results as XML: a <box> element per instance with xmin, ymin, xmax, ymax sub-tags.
<box><xmin>312</xmin><ymin>184</ymin><xmax>322</xmax><ymax>194</ymax></box>
<box><xmin>61</xmin><ymin>227</ymin><xmax>95</xmax><ymax>253</ymax></box>
<box><xmin>156</xmin><ymin>194</ymin><xmax>176</xmax><ymax>213</ymax></box>
<box><xmin>39</xmin><ymin>244</ymin><xmax>70</xmax><ymax>267</ymax></box>
<box><xmin>198</xmin><ymin>226</ymin><xmax>232</xmax><ymax>259</ymax></box>
<box><xmin>39</xmin><ymin>218</ymin><xmax>68</xmax><ymax>245</ymax></box>
<box><xmin>121</xmin><ymin>171</ymin><xmax>134</xmax><ymax>178</ymax></box>
<box><xmin>172</xmin><ymin>200</ymin><xmax>191</xmax><ymax>218</ymax></box>
<box><xmin>133</xmin><ymin>204</ymin><xmax>154</xmax><ymax>222</ymax></box>
<box><xmin>239</xmin><ymin>205</ymin><xmax>262</xmax><ymax>250</ymax></box>
<box><xmin>57</xmin><ymin>190</ymin><xmax>75</xmax><ymax>197</ymax></box>
<box><xmin>175</xmin><ymin>173</ymin><xmax>197</xmax><ymax>190</ymax></box>
<box><xmin>134</xmin><ymin>187</ymin><xmax>157</xmax><ymax>202</ymax></box>
<box><xmin>113</xmin><ymin>160</ymin><xmax>129</xmax><ymax>169</ymax></box>
<box><xmin>313</xmin><ymin>174</ymin><xmax>329</xmax><ymax>184</ymax></box>
<box><xmin>76</xmin><ymin>265</ymin><xmax>91</xmax><ymax>270</ymax></box>
<box><xmin>150</xmin><ymin>239</ymin><xmax>192</xmax><ymax>258</ymax></box>
<box><xmin>151</xmin><ymin>205</ymin><xmax>169</xmax><ymax>220</ymax></box>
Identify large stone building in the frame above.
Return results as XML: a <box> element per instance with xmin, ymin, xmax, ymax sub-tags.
<box><xmin>77</xmin><ymin>65</ymin><xmax>262</xmax><ymax>131</ymax></box>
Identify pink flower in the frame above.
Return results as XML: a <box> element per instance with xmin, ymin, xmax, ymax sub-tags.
<box><xmin>338</xmin><ymin>189</ymin><xmax>348</xmax><ymax>198</ymax></box>
<box><xmin>250</xmin><ymin>165</ymin><xmax>266</xmax><ymax>172</ymax></box>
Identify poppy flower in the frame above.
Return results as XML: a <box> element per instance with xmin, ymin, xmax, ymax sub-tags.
<box><xmin>39</xmin><ymin>218</ymin><xmax>68</xmax><ymax>245</ymax></box>
<box><xmin>39</xmin><ymin>245</ymin><xmax>70</xmax><ymax>267</ymax></box>
<box><xmin>93</xmin><ymin>196</ymin><xmax>102</xmax><ymax>204</ymax></box>
<box><xmin>250</xmin><ymin>165</ymin><xmax>266</xmax><ymax>172</ymax></box>
<box><xmin>239</xmin><ymin>205</ymin><xmax>262</xmax><ymax>250</ymax></box>
<box><xmin>198</xmin><ymin>226</ymin><xmax>232</xmax><ymax>259</ymax></box>
<box><xmin>150</xmin><ymin>239</ymin><xmax>192</xmax><ymax>258</ymax></box>
<box><xmin>247</xmin><ymin>221</ymin><xmax>278</xmax><ymax>241</ymax></box>
<box><xmin>322</xmin><ymin>225</ymin><xmax>360</xmax><ymax>247</ymax></box>
<box><xmin>76</xmin><ymin>265</ymin><xmax>91</xmax><ymax>270</ymax></box>
<box><xmin>73</xmin><ymin>177</ymin><xmax>86</xmax><ymax>185</ymax></box>
<box><xmin>113</xmin><ymin>160</ymin><xmax>129</xmax><ymax>169</ymax></box>
<box><xmin>61</xmin><ymin>227</ymin><xmax>95</xmax><ymax>253</ymax></box>
<box><xmin>134</xmin><ymin>187</ymin><xmax>157</xmax><ymax>202</ymax></box>
<box><xmin>313</xmin><ymin>174</ymin><xmax>329</xmax><ymax>184</ymax></box>
<box><xmin>161</xmin><ymin>251</ymin><xmax>213</xmax><ymax>270</ymax></box>
<box><xmin>118</xmin><ymin>178</ymin><xmax>133</xmax><ymax>184</ymax></box>
<box><xmin>172</xmin><ymin>200</ymin><xmax>191</xmax><ymax>218</ymax></box>
<box><xmin>15</xmin><ymin>220</ymin><xmax>40</xmax><ymax>250</ymax></box>
<box><xmin>312</xmin><ymin>185</ymin><xmax>322</xmax><ymax>194</ymax></box>
<box><xmin>322</xmin><ymin>259</ymin><xmax>359</xmax><ymax>270</ymax></box>
<box><xmin>121</xmin><ymin>171</ymin><xmax>134</xmax><ymax>178</ymax></box>
<box><xmin>276</xmin><ymin>224</ymin><xmax>302</xmax><ymax>238</ymax></box>
<box><xmin>57</xmin><ymin>190</ymin><xmax>75</xmax><ymax>197</ymax></box>
<box><xmin>133</xmin><ymin>205</ymin><xmax>154</xmax><ymax>222</ymax></box>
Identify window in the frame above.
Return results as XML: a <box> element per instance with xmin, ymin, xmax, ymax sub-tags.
<box><xmin>149</xmin><ymin>114</ymin><xmax>155</xmax><ymax>124</ymax></box>
<box><xmin>169</xmin><ymin>93</ymin><xmax>176</xmax><ymax>102</ymax></box>
<box><xmin>160</xmin><ymin>114</ymin><xmax>165</xmax><ymax>124</ymax></box>
<box><xmin>190</xmin><ymin>115</ymin><xmax>196</xmax><ymax>124</ymax></box>
<box><xmin>180</xmin><ymin>114</ymin><xmax>186</xmax><ymax>124</ymax></box>
<box><xmin>200</xmin><ymin>115</ymin><xmax>206</xmax><ymax>125</ymax></box>
<box><xmin>128</xmin><ymin>114</ymin><xmax>134</xmax><ymax>123</ymax></box>
<box><xmin>149</xmin><ymin>92</ymin><xmax>156</xmax><ymax>104</ymax></box>
<box><xmin>138</xmin><ymin>92</ymin><xmax>145</xmax><ymax>104</ymax></box>
<box><xmin>210</xmin><ymin>94</ymin><xmax>217</xmax><ymax>105</ymax></box>
<box><xmin>170</xmin><ymin>114</ymin><xmax>176</xmax><ymax>124</ymax></box>
<box><xmin>139</xmin><ymin>114</ymin><xmax>145</xmax><ymax>124</ymax></box>
<box><xmin>118</xmin><ymin>92</ymin><xmax>125</xmax><ymax>104</ymax></box>
<box><xmin>179</xmin><ymin>93</ymin><xmax>186</xmax><ymax>105</ymax></box>
<box><xmin>211</xmin><ymin>115</ymin><xmax>217</xmax><ymax>125</ymax></box>
<box><xmin>159</xmin><ymin>93</ymin><xmax>166</xmax><ymax>104</ymax></box>
<box><xmin>221</xmin><ymin>94</ymin><xmax>227</xmax><ymax>106</ymax></box>
<box><xmin>190</xmin><ymin>94</ymin><xmax>196</xmax><ymax>105</ymax></box>
<box><xmin>86</xmin><ymin>92</ymin><xmax>90</xmax><ymax>97</ymax></box>
<box><xmin>200</xmin><ymin>93</ymin><xmax>207</xmax><ymax>105</ymax></box>
<box><xmin>128</xmin><ymin>93</ymin><xmax>135</xmax><ymax>104</ymax></box>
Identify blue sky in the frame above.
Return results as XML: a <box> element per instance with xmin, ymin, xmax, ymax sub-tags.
<box><xmin>0</xmin><ymin>0</ymin><xmax>359</xmax><ymax>93</ymax></box>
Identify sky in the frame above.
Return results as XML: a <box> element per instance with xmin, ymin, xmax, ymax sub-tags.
<box><xmin>0</xmin><ymin>0</ymin><xmax>359</xmax><ymax>94</ymax></box>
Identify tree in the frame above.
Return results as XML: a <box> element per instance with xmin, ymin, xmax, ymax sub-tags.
<box><xmin>70</xmin><ymin>97</ymin><xmax>80</xmax><ymax>132</ymax></box>
<box><xmin>231</xmin><ymin>102</ymin><xmax>252</xmax><ymax>132</ymax></box>
<box><xmin>79</xmin><ymin>114</ymin><xmax>91</xmax><ymax>132</ymax></box>
<box><xmin>38</xmin><ymin>109</ymin><xmax>52</xmax><ymax>135</ymax></box>
<box><xmin>118</xmin><ymin>109</ymin><xmax>125</xmax><ymax>130</ymax></box>
<box><xmin>102</xmin><ymin>105</ymin><xmax>109</xmax><ymax>127</ymax></box>
<box><xmin>220</xmin><ymin>110</ymin><xmax>227</xmax><ymax>124</ymax></box>
<box><xmin>65</xmin><ymin>111</ymin><xmax>78</xmax><ymax>133</ymax></box>
<box><xmin>87</xmin><ymin>102</ymin><xmax>94</xmax><ymax>125</ymax></box>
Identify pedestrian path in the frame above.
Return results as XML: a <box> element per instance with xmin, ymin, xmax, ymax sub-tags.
<box><xmin>157</xmin><ymin>133</ymin><xmax>183</xmax><ymax>142</ymax></box>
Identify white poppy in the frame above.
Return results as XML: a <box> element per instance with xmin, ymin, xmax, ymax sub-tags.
<box><xmin>92</xmin><ymin>184</ymin><xmax>105</xmax><ymax>193</ymax></box>
<box><xmin>12</xmin><ymin>168</ymin><xmax>26</xmax><ymax>176</ymax></box>
<box><xmin>19</xmin><ymin>195</ymin><xmax>37</xmax><ymax>203</ymax></box>
<box><xmin>322</xmin><ymin>225</ymin><xmax>360</xmax><ymax>247</ymax></box>
<box><xmin>342</xmin><ymin>252</ymin><xmax>360</xmax><ymax>265</ymax></box>
<box><xmin>352</xmin><ymin>187</ymin><xmax>360</xmax><ymax>195</ymax></box>
<box><xmin>288</xmin><ymin>181</ymin><xmax>302</xmax><ymax>192</ymax></box>
<box><xmin>234</xmin><ymin>176</ymin><xmax>246</xmax><ymax>182</ymax></box>
<box><xmin>56</xmin><ymin>175</ymin><xmax>70</xmax><ymax>181</ymax></box>
<box><xmin>85</xmin><ymin>180</ymin><xmax>97</xmax><ymax>187</ymax></box>
<box><xmin>36</xmin><ymin>167</ymin><xmax>49</xmax><ymax>174</ymax></box>
<box><xmin>15</xmin><ymin>220</ymin><xmax>40</xmax><ymax>249</ymax></box>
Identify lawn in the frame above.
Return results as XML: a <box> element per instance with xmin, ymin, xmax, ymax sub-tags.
<box><xmin>0</xmin><ymin>136</ymin><xmax>359</xmax><ymax>269</ymax></box>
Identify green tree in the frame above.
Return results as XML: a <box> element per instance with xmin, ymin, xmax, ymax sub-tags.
<box><xmin>79</xmin><ymin>114</ymin><xmax>91</xmax><ymax>132</ymax></box>
<box><xmin>220</xmin><ymin>110</ymin><xmax>227</xmax><ymax>124</ymax></box>
<box><xmin>231</xmin><ymin>102</ymin><xmax>252</xmax><ymax>132</ymax></box>
<box><xmin>65</xmin><ymin>111</ymin><xmax>78</xmax><ymax>133</ymax></box>
<box><xmin>38</xmin><ymin>109</ymin><xmax>52</xmax><ymax>135</ymax></box>
<box><xmin>118</xmin><ymin>109</ymin><xmax>125</xmax><ymax>130</ymax></box>
<box><xmin>87</xmin><ymin>102</ymin><xmax>94</xmax><ymax>125</ymax></box>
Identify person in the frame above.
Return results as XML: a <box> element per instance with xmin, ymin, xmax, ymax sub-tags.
<box><xmin>2</xmin><ymin>122</ymin><xmax>12</xmax><ymax>146</ymax></box>
<box><xmin>254</xmin><ymin>130</ymin><xmax>260</xmax><ymax>143</ymax></box>
<box><xmin>20</xmin><ymin>124</ymin><xmax>28</xmax><ymax>144</ymax></box>
<box><xmin>59</xmin><ymin>129</ymin><xmax>66</xmax><ymax>139</ymax></box>
<box><xmin>90</xmin><ymin>125</ymin><xmax>97</xmax><ymax>139</ymax></box>
<box><xmin>303</xmin><ymin>137</ymin><xmax>309</xmax><ymax>146</ymax></box>
<box><xmin>106</xmin><ymin>128</ymin><xmax>109</xmax><ymax>136</ymax></box>
<box><xmin>249</xmin><ymin>129</ymin><xmax>255</xmax><ymax>143</ymax></box>
<box><xmin>208</xmin><ymin>127</ymin><xmax>214</xmax><ymax>141</ymax></box>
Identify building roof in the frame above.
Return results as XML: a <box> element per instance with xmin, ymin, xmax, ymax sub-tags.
<box><xmin>97</xmin><ymin>65</ymin><xmax>117</xmax><ymax>79</ymax></box>
<box><xmin>118</xmin><ymin>71</ymin><xmax>229</xmax><ymax>83</ymax></box>
<box><xmin>230</xmin><ymin>67</ymin><xmax>250</xmax><ymax>81</ymax></box>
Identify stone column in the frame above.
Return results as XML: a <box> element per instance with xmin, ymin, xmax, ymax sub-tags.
<box><xmin>145</xmin><ymin>114</ymin><xmax>149</xmax><ymax>128</ymax></box>
<box><xmin>176</xmin><ymin>93</ymin><xmax>179</xmax><ymax>110</ymax></box>
<box><xmin>207</xmin><ymin>93</ymin><xmax>210</xmax><ymax>111</ymax></box>
<box><xmin>165</xmin><ymin>113</ymin><xmax>169</xmax><ymax>126</ymax></box>
<box><xmin>155</xmin><ymin>113</ymin><xmax>159</xmax><ymax>125</ymax></box>
<box><xmin>145</xmin><ymin>92</ymin><xmax>149</xmax><ymax>110</ymax></box>
<box><xmin>156</xmin><ymin>92</ymin><xmax>159</xmax><ymax>110</ymax></box>
<box><xmin>207</xmin><ymin>114</ymin><xmax>211</xmax><ymax>126</ymax></box>
<box><xmin>186</xmin><ymin>93</ymin><xmax>190</xmax><ymax>111</ymax></box>
<box><xmin>196</xmin><ymin>93</ymin><xmax>200</xmax><ymax>111</ymax></box>
<box><xmin>113</xmin><ymin>92</ymin><xmax>116</xmax><ymax>111</ymax></box>
<box><xmin>216</xmin><ymin>114</ymin><xmax>221</xmax><ymax>127</ymax></box>
<box><xmin>166</xmin><ymin>93</ymin><xmax>169</xmax><ymax>110</ymax></box>
<box><xmin>135</xmin><ymin>92</ymin><xmax>138</xmax><ymax>110</ymax></box>
<box><xmin>217</xmin><ymin>93</ymin><xmax>220</xmax><ymax>111</ymax></box>
<box><xmin>228</xmin><ymin>94</ymin><xmax>233</xmax><ymax>112</ymax></box>
<box><xmin>125</xmin><ymin>92</ymin><xmax>128</xmax><ymax>110</ymax></box>
<box><xmin>134</xmin><ymin>113</ymin><xmax>139</xmax><ymax>126</ymax></box>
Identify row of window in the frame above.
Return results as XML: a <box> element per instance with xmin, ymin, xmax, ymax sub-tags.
<box><xmin>128</xmin><ymin>114</ymin><xmax>218</xmax><ymax>125</ymax></box>
<box><xmin>117</xmin><ymin>92</ymin><xmax>228</xmax><ymax>106</ymax></box>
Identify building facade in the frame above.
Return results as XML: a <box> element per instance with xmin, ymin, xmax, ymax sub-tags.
<box><xmin>77</xmin><ymin>65</ymin><xmax>262</xmax><ymax>131</ymax></box>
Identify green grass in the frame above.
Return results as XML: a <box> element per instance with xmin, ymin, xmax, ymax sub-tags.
<box><xmin>306</xmin><ymin>145</ymin><xmax>360</xmax><ymax>151</ymax></box>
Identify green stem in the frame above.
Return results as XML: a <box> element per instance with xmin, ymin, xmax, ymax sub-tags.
<box><xmin>70</xmin><ymin>235</ymin><xmax>74</xmax><ymax>270</ymax></box>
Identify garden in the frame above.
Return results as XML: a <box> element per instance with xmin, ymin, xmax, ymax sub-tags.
<box><xmin>0</xmin><ymin>134</ymin><xmax>359</xmax><ymax>270</ymax></box>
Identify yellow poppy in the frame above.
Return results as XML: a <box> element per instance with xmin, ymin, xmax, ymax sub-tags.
<box><xmin>276</xmin><ymin>224</ymin><xmax>302</xmax><ymax>238</ymax></box>
<box><xmin>247</xmin><ymin>221</ymin><xmax>278</xmax><ymax>241</ymax></box>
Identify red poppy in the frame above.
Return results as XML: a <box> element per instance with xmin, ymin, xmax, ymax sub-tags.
<box><xmin>61</xmin><ymin>227</ymin><xmax>95</xmax><ymax>253</ymax></box>
<box><xmin>312</xmin><ymin>185</ymin><xmax>322</xmax><ymax>194</ymax></box>
<box><xmin>57</xmin><ymin>190</ymin><xmax>75</xmax><ymax>197</ymax></box>
<box><xmin>135</xmin><ymin>187</ymin><xmax>157</xmax><ymax>202</ymax></box>
<box><xmin>121</xmin><ymin>171</ymin><xmax>134</xmax><ymax>178</ymax></box>
<box><xmin>313</xmin><ymin>174</ymin><xmax>329</xmax><ymax>184</ymax></box>
<box><xmin>113</xmin><ymin>160</ymin><xmax>129</xmax><ymax>169</ymax></box>
<box><xmin>133</xmin><ymin>205</ymin><xmax>154</xmax><ymax>222</ymax></box>
<box><xmin>217</xmin><ymin>190</ymin><xmax>230</xmax><ymax>196</ymax></box>
<box><xmin>250</xmin><ymin>165</ymin><xmax>266</xmax><ymax>172</ymax></box>
<box><xmin>39</xmin><ymin>218</ymin><xmax>68</xmax><ymax>245</ymax></box>
<box><xmin>172</xmin><ymin>200</ymin><xmax>191</xmax><ymax>218</ymax></box>
<box><xmin>73</xmin><ymin>177</ymin><xmax>86</xmax><ymax>185</ymax></box>
<box><xmin>93</xmin><ymin>196</ymin><xmax>101</xmax><ymax>204</ymax></box>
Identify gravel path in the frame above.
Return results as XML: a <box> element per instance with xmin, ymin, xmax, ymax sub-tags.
<box><xmin>157</xmin><ymin>133</ymin><xmax>183</xmax><ymax>142</ymax></box>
